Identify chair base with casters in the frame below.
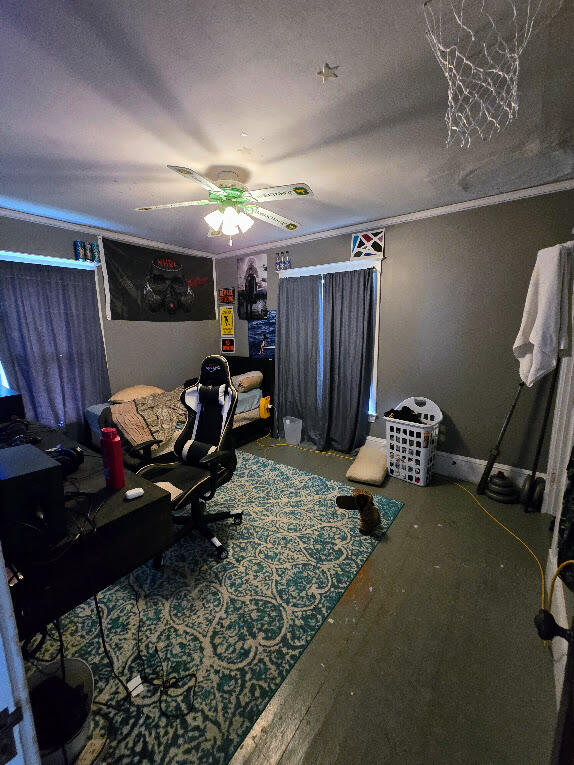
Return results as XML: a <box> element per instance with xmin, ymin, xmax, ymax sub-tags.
<box><xmin>174</xmin><ymin>497</ymin><xmax>243</xmax><ymax>562</ymax></box>
<box><xmin>138</xmin><ymin>454</ymin><xmax>242</xmax><ymax>562</ymax></box>
<box><xmin>136</xmin><ymin>355</ymin><xmax>241</xmax><ymax>563</ymax></box>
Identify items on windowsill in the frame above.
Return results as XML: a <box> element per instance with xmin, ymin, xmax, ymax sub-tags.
<box><xmin>383</xmin><ymin>405</ymin><xmax>422</xmax><ymax>424</ymax></box>
<box><xmin>336</xmin><ymin>489</ymin><xmax>381</xmax><ymax>535</ymax></box>
<box><xmin>73</xmin><ymin>240</ymin><xmax>100</xmax><ymax>263</ymax></box>
<box><xmin>274</xmin><ymin>250</ymin><xmax>291</xmax><ymax>271</ymax></box>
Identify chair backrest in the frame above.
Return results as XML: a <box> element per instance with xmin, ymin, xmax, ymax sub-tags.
<box><xmin>174</xmin><ymin>355</ymin><xmax>237</xmax><ymax>465</ymax></box>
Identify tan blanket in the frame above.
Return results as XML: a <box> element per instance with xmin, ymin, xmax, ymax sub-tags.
<box><xmin>110</xmin><ymin>386</ymin><xmax>186</xmax><ymax>448</ymax></box>
<box><xmin>108</xmin><ymin>400</ymin><xmax>152</xmax><ymax>447</ymax></box>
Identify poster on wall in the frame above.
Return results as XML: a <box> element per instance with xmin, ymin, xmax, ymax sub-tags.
<box><xmin>218</xmin><ymin>288</ymin><xmax>235</xmax><ymax>304</ymax></box>
<box><xmin>248</xmin><ymin>310</ymin><xmax>276</xmax><ymax>359</ymax></box>
<box><xmin>237</xmin><ymin>254</ymin><xmax>267</xmax><ymax>320</ymax></box>
<box><xmin>221</xmin><ymin>337</ymin><xmax>235</xmax><ymax>354</ymax></box>
<box><xmin>100</xmin><ymin>238</ymin><xmax>215</xmax><ymax>321</ymax></box>
<box><xmin>350</xmin><ymin>229</ymin><xmax>386</xmax><ymax>260</ymax></box>
<box><xmin>220</xmin><ymin>307</ymin><xmax>234</xmax><ymax>336</ymax></box>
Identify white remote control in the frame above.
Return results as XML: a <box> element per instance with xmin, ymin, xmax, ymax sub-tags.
<box><xmin>125</xmin><ymin>487</ymin><xmax>144</xmax><ymax>500</ymax></box>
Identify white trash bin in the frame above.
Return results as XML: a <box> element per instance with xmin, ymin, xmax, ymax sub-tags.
<box><xmin>283</xmin><ymin>416</ymin><xmax>302</xmax><ymax>445</ymax></box>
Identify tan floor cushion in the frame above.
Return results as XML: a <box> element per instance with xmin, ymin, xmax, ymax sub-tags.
<box><xmin>346</xmin><ymin>442</ymin><xmax>388</xmax><ymax>485</ymax></box>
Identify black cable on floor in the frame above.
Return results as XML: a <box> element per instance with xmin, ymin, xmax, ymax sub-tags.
<box><xmin>93</xmin><ymin>592</ymin><xmax>132</xmax><ymax>702</ymax></box>
<box><xmin>126</xmin><ymin>572</ymin><xmax>197</xmax><ymax>720</ymax></box>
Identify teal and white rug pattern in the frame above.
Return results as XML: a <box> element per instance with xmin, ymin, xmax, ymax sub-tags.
<box><xmin>51</xmin><ymin>452</ymin><xmax>403</xmax><ymax>763</ymax></box>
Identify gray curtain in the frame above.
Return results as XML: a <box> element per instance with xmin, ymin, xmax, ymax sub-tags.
<box><xmin>321</xmin><ymin>269</ymin><xmax>374</xmax><ymax>452</ymax></box>
<box><xmin>275</xmin><ymin>267</ymin><xmax>375</xmax><ymax>452</ymax></box>
<box><xmin>274</xmin><ymin>274</ymin><xmax>323</xmax><ymax>443</ymax></box>
<box><xmin>0</xmin><ymin>260</ymin><xmax>110</xmax><ymax>436</ymax></box>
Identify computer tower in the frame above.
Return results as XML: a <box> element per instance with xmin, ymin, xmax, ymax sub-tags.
<box><xmin>0</xmin><ymin>444</ymin><xmax>66</xmax><ymax>564</ymax></box>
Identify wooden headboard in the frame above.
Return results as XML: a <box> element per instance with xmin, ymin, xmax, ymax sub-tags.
<box><xmin>226</xmin><ymin>356</ymin><xmax>275</xmax><ymax>399</ymax></box>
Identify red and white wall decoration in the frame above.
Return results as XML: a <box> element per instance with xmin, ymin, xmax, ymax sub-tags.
<box><xmin>350</xmin><ymin>229</ymin><xmax>386</xmax><ymax>259</ymax></box>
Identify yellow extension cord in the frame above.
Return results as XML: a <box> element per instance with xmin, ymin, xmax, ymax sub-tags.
<box><xmin>255</xmin><ymin>433</ymin><xmax>355</xmax><ymax>461</ymax></box>
<box><xmin>453</xmin><ymin>482</ymin><xmax>574</xmax><ymax>614</ymax></box>
<box><xmin>255</xmin><ymin>434</ymin><xmax>574</xmax><ymax>618</ymax></box>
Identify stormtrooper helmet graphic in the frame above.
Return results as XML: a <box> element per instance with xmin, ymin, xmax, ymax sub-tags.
<box><xmin>143</xmin><ymin>256</ymin><xmax>194</xmax><ymax>314</ymax></box>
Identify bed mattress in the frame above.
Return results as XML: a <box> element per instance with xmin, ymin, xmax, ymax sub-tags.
<box><xmin>85</xmin><ymin>388</ymin><xmax>263</xmax><ymax>447</ymax></box>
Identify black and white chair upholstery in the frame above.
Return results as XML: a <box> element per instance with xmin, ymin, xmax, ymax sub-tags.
<box><xmin>137</xmin><ymin>355</ymin><xmax>240</xmax><ymax>560</ymax></box>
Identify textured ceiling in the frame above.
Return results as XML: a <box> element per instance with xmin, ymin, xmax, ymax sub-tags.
<box><xmin>1</xmin><ymin>0</ymin><xmax>573</xmax><ymax>255</ymax></box>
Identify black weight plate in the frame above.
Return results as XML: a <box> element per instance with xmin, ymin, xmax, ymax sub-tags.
<box><xmin>519</xmin><ymin>476</ymin><xmax>533</xmax><ymax>505</ymax></box>
<box><xmin>487</xmin><ymin>481</ymin><xmax>518</xmax><ymax>496</ymax></box>
<box><xmin>532</xmin><ymin>477</ymin><xmax>546</xmax><ymax>509</ymax></box>
<box><xmin>489</xmin><ymin>474</ymin><xmax>515</xmax><ymax>490</ymax></box>
<box><xmin>485</xmin><ymin>488</ymin><xmax>519</xmax><ymax>503</ymax></box>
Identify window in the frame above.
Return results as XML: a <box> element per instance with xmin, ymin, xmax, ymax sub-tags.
<box><xmin>281</xmin><ymin>259</ymin><xmax>381</xmax><ymax>419</ymax></box>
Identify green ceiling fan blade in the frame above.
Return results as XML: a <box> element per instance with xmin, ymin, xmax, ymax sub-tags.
<box><xmin>246</xmin><ymin>183</ymin><xmax>313</xmax><ymax>203</ymax></box>
<box><xmin>167</xmin><ymin>165</ymin><xmax>224</xmax><ymax>193</ymax></box>
<box><xmin>250</xmin><ymin>207</ymin><xmax>300</xmax><ymax>231</ymax></box>
<box><xmin>135</xmin><ymin>199</ymin><xmax>214</xmax><ymax>211</ymax></box>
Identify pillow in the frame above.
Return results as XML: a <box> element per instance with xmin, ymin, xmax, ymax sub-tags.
<box><xmin>346</xmin><ymin>443</ymin><xmax>388</xmax><ymax>486</ymax></box>
<box><xmin>109</xmin><ymin>384</ymin><xmax>165</xmax><ymax>403</ymax></box>
<box><xmin>232</xmin><ymin>371</ymin><xmax>263</xmax><ymax>392</ymax></box>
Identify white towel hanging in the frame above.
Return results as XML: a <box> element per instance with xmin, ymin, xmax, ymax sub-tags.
<box><xmin>513</xmin><ymin>241</ymin><xmax>573</xmax><ymax>387</ymax></box>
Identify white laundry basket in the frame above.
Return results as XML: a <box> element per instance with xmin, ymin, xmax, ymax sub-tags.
<box><xmin>385</xmin><ymin>397</ymin><xmax>442</xmax><ymax>486</ymax></box>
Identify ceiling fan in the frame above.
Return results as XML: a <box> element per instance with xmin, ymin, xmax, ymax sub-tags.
<box><xmin>135</xmin><ymin>165</ymin><xmax>314</xmax><ymax>245</ymax></box>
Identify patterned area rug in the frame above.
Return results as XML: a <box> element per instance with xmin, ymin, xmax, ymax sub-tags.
<box><xmin>40</xmin><ymin>452</ymin><xmax>403</xmax><ymax>763</ymax></box>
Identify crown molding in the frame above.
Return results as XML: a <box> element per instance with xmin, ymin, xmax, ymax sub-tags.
<box><xmin>0</xmin><ymin>206</ymin><xmax>211</xmax><ymax>259</ymax></box>
<box><xmin>212</xmin><ymin>177</ymin><xmax>574</xmax><ymax>259</ymax></box>
<box><xmin>2</xmin><ymin>176</ymin><xmax>574</xmax><ymax>261</ymax></box>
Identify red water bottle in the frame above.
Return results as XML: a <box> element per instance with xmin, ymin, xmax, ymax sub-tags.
<box><xmin>100</xmin><ymin>427</ymin><xmax>125</xmax><ymax>490</ymax></box>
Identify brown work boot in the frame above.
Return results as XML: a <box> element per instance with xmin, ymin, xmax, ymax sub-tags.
<box><xmin>335</xmin><ymin>489</ymin><xmax>380</xmax><ymax>535</ymax></box>
<box><xmin>353</xmin><ymin>489</ymin><xmax>380</xmax><ymax>535</ymax></box>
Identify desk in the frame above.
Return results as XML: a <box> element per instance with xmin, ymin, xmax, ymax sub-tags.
<box><xmin>10</xmin><ymin>444</ymin><xmax>173</xmax><ymax>640</ymax></box>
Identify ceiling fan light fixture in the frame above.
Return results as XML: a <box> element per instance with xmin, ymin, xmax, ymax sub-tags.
<box><xmin>236</xmin><ymin>211</ymin><xmax>254</xmax><ymax>233</ymax></box>
<box><xmin>221</xmin><ymin>206</ymin><xmax>240</xmax><ymax>236</ymax></box>
<box><xmin>204</xmin><ymin>209</ymin><xmax>224</xmax><ymax>231</ymax></box>
<box><xmin>140</xmin><ymin>166</ymin><xmax>310</xmax><ymax>244</ymax></box>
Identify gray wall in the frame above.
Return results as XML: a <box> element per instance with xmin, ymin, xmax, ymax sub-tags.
<box><xmin>0</xmin><ymin>217</ymin><xmax>219</xmax><ymax>393</ymax></box>
<box><xmin>214</xmin><ymin>189</ymin><xmax>574</xmax><ymax>469</ymax></box>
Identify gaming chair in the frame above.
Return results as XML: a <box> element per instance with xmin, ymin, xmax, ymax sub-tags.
<box><xmin>137</xmin><ymin>355</ymin><xmax>240</xmax><ymax>560</ymax></box>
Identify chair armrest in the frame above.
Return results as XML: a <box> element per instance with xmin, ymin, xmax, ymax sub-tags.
<box><xmin>128</xmin><ymin>439</ymin><xmax>162</xmax><ymax>463</ymax></box>
<box><xmin>199</xmin><ymin>450</ymin><xmax>233</xmax><ymax>469</ymax></box>
<box><xmin>198</xmin><ymin>450</ymin><xmax>235</xmax><ymax>500</ymax></box>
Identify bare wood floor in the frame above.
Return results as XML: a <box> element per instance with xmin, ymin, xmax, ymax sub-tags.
<box><xmin>230</xmin><ymin>440</ymin><xmax>557</xmax><ymax>765</ymax></box>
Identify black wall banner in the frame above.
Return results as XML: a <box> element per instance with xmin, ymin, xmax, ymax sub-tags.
<box><xmin>101</xmin><ymin>238</ymin><xmax>215</xmax><ymax>322</ymax></box>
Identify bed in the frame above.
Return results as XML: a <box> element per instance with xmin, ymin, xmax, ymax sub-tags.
<box><xmin>226</xmin><ymin>356</ymin><xmax>274</xmax><ymax>446</ymax></box>
<box><xmin>83</xmin><ymin>355</ymin><xmax>274</xmax><ymax>456</ymax></box>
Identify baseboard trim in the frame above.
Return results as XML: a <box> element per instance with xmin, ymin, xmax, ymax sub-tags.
<box><xmin>434</xmin><ymin>451</ymin><xmax>545</xmax><ymax>488</ymax></box>
<box><xmin>365</xmin><ymin>439</ymin><xmax>546</xmax><ymax>488</ymax></box>
<box><xmin>547</xmin><ymin>548</ymin><xmax>569</xmax><ymax>708</ymax></box>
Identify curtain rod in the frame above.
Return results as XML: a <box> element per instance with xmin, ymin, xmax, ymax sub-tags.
<box><xmin>279</xmin><ymin>259</ymin><xmax>382</xmax><ymax>278</ymax></box>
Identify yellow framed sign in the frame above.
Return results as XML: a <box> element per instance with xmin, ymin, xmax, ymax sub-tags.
<box><xmin>220</xmin><ymin>307</ymin><xmax>234</xmax><ymax>336</ymax></box>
